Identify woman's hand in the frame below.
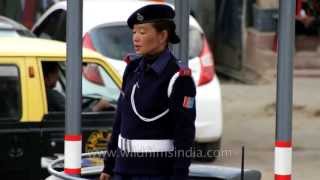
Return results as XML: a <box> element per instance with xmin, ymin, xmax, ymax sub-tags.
<box><xmin>99</xmin><ymin>172</ymin><xmax>111</xmax><ymax>180</ymax></box>
<box><xmin>92</xmin><ymin>99</ymin><xmax>114</xmax><ymax>112</ymax></box>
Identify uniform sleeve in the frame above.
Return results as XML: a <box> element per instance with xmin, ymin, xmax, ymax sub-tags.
<box><xmin>102</xmin><ymin>94</ymin><xmax>122</xmax><ymax>175</ymax></box>
<box><xmin>102</xmin><ymin>62</ymin><xmax>133</xmax><ymax>175</ymax></box>
<box><xmin>169</xmin><ymin>75</ymin><xmax>196</xmax><ymax>180</ymax></box>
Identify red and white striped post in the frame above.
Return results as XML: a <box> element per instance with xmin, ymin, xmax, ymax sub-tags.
<box><xmin>275</xmin><ymin>141</ymin><xmax>292</xmax><ymax>180</ymax></box>
<box><xmin>65</xmin><ymin>0</ymin><xmax>83</xmax><ymax>176</ymax></box>
<box><xmin>274</xmin><ymin>0</ymin><xmax>295</xmax><ymax>180</ymax></box>
<box><xmin>64</xmin><ymin>135</ymin><xmax>82</xmax><ymax>175</ymax></box>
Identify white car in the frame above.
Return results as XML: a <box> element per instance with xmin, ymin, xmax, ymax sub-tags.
<box><xmin>32</xmin><ymin>0</ymin><xmax>223</xmax><ymax>158</ymax></box>
<box><xmin>0</xmin><ymin>15</ymin><xmax>35</xmax><ymax>37</ymax></box>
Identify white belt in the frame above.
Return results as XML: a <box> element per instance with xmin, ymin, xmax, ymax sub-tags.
<box><xmin>118</xmin><ymin>135</ymin><xmax>174</xmax><ymax>153</ymax></box>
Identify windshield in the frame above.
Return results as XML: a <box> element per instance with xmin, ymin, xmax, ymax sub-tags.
<box><xmin>82</xmin><ymin>63</ymin><xmax>120</xmax><ymax>104</ymax></box>
<box><xmin>90</xmin><ymin>25</ymin><xmax>134</xmax><ymax>60</ymax></box>
<box><xmin>52</xmin><ymin>61</ymin><xmax>120</xmax><ymax>106</ymax></box>
<box><xmin>89</xmin><ymin>24</ymin><xmax>203</xmax><ymax>60</ymax></box>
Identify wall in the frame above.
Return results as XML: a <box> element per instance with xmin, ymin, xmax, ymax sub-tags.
<box><xmin>256</xmin><ymin>0</ymin><xmax>279</xmax><ymax>8</ymax></box>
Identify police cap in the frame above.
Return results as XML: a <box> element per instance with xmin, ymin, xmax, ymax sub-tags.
<box><xmin>127</xmin><ymin>4</ymin><xmax>180</xmax><ymax>44</ymax></box>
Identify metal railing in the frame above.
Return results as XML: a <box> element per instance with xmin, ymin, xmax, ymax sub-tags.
<box><xmin>47</xmin><ymin>150</ymin><xmax>262</xmax><ymax>180</ymax></box>
<box><xmin>47</xmin><ymin>151</ymin><xmax>105</xmax><ymax>180</ymax></box>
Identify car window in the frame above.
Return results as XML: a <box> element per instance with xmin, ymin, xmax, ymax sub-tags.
<box><xmin>88</xmin><ymin>24</ymin><xmax>204</xmax><ymax>60</ymax></box>
<box><xmin>189</xmin><ymin>27</ymin><xmax>203</xmax><ymax>59</ymax></box>
<box><xmin>0</xmin><ymin>65</ymin><xmax>21</xmax><ymax>120</ymax></box>
<box><xmin>35</xmin><ymin>10</ymin><xmax>66</xmax><ymax>41</ymax></box>
<box><xmin>42</xmin><ymin>61</ymin><xmax>120</xmax><ymax>112</ymax></box>
<box><xmin>89</xmin><ymin>25</ymin><xmax>135</xmax><ymax>60</ymax></box>
<box><xmin>82</xmin><ymin>63</ymin><xmax>120</xmax><ymax>105</ymax></box>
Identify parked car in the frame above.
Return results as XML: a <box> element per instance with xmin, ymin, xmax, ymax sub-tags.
<box><xmin>0</xmin><ymin>37</ymin><xmax>121</xmax><ymax>180</ymax></box>
<box><xmin>0</xmin><ymin>15</ymin><xmax>35</xmax><ymax>37</ymax></box>
<box><xmin>32</xmin><ymin>0</ymin><xmax>223</xmax><ymax>158</ymax></box>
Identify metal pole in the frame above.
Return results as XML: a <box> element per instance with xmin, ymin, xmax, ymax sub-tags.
<box><xmin>274</xmin><ymin>1</ymin><xmax>295</xmax><ymax>180</ymax></box>
<box><xmin>65</xmin><ymin>0</ymin><xmax>83</xmax><ymax>176</ymax></box>
<box><xmin>241</xmin><ymin>146</ymin><xmax>244</xmax><ymax>180</ymax></box>
<box><xmin>173</xmin><ymin>0</ymin><xmax>190</xmax><ymax>68</ymax></box>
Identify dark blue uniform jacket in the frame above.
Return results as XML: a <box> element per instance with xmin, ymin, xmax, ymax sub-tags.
<box><xmin>103</xmin><ymin>48</ymin><xmax>196</xmax><ymax>180</ymax></box>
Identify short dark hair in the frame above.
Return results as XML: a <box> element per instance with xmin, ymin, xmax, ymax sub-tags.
<box><xmin>151</xmin><ymin>20</ymin><xmax>176</xmax><ymax>43</ymax></box>
<box><xmin>43</xmin><ymin>62</ymin><xmax>59</xmax><ymax>77</ymax></box>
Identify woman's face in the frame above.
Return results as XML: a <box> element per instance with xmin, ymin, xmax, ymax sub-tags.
<box><xmin>132</xmin><ymin>23</ymin><xmax>167</xmax><ymax>56</ymax></box>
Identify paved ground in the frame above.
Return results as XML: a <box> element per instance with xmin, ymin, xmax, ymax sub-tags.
<box><xmin>212</xmin><ymin>76</ymin><xmax>320</xmax><ymax>180</ymax></box>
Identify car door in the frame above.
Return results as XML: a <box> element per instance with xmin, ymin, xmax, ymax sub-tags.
<box><xmin>38</xmin><ymin>58</ymin><xmax>119</xmax><ymax>156</ymax></box>
<box><xmin>0</xmin><ymin>58</ymin><xmax>41</xmax><ymax>180</ymax></box>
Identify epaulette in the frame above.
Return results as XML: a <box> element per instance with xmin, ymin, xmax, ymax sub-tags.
<box><xmin>123</xmin><ymin>53</ymin><xmax>141</xmax><ymax>64</ymax></box>
<box><xmin>167</xmin><ymin>67</ymin><xmax>192</xmax><ymax>97</ymax></box>
<box><xmin>178</xmin><ymin>67</ymin><xmax>192</xmax><ymax>77</ymax></box>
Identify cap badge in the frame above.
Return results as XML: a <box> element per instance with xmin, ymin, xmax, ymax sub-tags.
<box><xmin>137</xmin><ymin>13</ymin><xmax>144</xmax><ymax>21</ymax></box>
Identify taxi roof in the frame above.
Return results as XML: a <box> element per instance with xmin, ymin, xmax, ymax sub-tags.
<box><xmin>0</xmin><ymin>37</ymin><xmax>105</xmax><ymax>59</ymax></box>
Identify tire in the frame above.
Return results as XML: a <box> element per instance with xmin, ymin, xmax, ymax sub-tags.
<box><xmin>193</xmin><ymin>139</ymin><xmax>221</xmax><ymax>162</ymax></box>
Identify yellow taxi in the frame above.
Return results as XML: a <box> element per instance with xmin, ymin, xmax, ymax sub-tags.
<box><xmin>0</xmin><ymin>37</ymin><xmax>121</xmax><ymax>180</ymax></box>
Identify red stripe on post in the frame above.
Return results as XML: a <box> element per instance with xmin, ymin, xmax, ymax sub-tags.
<box><xmin>64</xmin><ymin>135</ymin><xmax>82</xmax><ymax>141</ymax></box>
<box><xmin>275</xmin><ymin>174</ymin><xmax>291</xmax><ymax>180</ymax></box>
<box><xmin>275</xmin><ymin>141</ymin><xmax>292</xmax><ymax>147</ymax></box>
<box><xmin>64</xmin><ymin>168</ymin><xmax>81</xmax><ymax>175</ymax></box>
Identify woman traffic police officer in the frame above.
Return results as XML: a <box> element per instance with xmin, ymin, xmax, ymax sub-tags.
<box><xmin>100</xmin><ymin>4</ymin><xmax>196</xmax><ymax>180</ymax></box>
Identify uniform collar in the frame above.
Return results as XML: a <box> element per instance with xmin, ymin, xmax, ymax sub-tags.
<box><xmin>139</xmin><ymin>48</ymin><xmax>172</xmax><ymax>75</ymax></box>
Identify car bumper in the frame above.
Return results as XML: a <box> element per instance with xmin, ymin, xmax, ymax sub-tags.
<box><xmin>195</xmin><ymin>76</ymin><xmax>223</xmax><ymax>143</ymax></box>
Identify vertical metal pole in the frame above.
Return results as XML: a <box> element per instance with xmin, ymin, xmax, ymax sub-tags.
<box><xmin>274</xmin><ymin>1</ymin><xmax>295</xmax><ymax>180</ymax></box>
<box><xmin>65</xmin><ymin>0</ymin><xmax>83</xmax><ymax>176</ymax></box>
<box><xmin>173</xmin><ymin>0</ymin><xmax>190</xmax><ymax>68</ymax></box>
<box><xmin>241</xmin><ymin>146</ymin><xmax>245</xmax><ymax>180</ymax></box>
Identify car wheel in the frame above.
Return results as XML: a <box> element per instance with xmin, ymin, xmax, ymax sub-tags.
<box><xmin>193</xmin><ymin>139</ymin><xmax>221</xmax><ymax>162</ymax></box>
